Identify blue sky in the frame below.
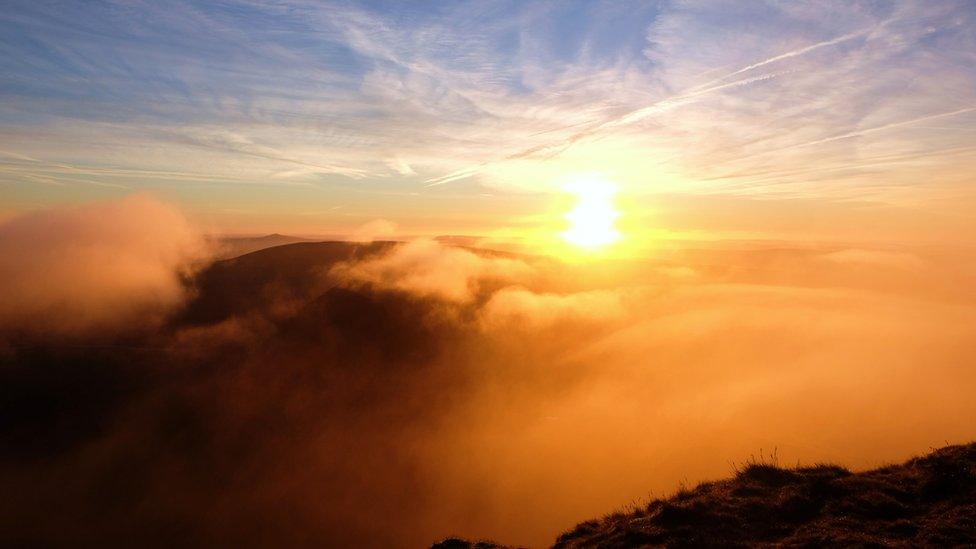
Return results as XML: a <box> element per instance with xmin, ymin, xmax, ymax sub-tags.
<box><xmin>1</xmin><ymin>1</ymin><xmax>975</xmax><ymax>240</ymax></box>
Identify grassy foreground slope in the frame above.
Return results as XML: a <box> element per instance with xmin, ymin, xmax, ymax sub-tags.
<box><xmin>435</xmin><ymin>442</ymin><xmax>976</xmax><ymax>548</ymax></box>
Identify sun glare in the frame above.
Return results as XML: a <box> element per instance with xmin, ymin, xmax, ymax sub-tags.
<box><xmin>561</xmin><ymin>177</ymin><xmax>620</xmax><ymax>249</ymax></box>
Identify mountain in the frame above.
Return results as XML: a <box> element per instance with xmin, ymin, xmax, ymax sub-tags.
<box><xmin>0</xmin><ymin>240</ymin><xmax>435</xmax><ymax>548</ymax></box>
<box><xmin>178</xmin><ymin>240</ymin><xmax>397</xmax><ymax>325</ymax></box>
<box><xmin>435</xmin><ymin>442</ymin><xmax>976</xmax><ymax>547</ymax></box>
<box><xmin>210</xmin><ymin>233</ymin><xmax>317</xmax><ymax>260</ymax></box>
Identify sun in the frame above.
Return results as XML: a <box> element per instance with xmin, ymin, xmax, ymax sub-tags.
<box><xmin>561</xmin><ymin>176</ymin><xmax>620</xmax><ymax>249</ymax></box>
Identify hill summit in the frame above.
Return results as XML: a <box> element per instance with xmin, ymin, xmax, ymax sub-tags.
<box><xmin>435</xmin><ymin>442</ymin><xmax>976</xmax><ymax>548</ymax></box>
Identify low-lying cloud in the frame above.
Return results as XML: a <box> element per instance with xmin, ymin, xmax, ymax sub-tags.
<box><xmin>331</xmin><ymin>238</ymin><xmax>535</xmax><ymax>303</ymax></box>
<box><xmin>0</xmin><ymin>194</ymin><xmax>205</xmax><ymax>337</ymax></box>
<box><xmin>1</xmin><ymin>203</ymin><xmax>976</xmax><ymax>547</ymax></box>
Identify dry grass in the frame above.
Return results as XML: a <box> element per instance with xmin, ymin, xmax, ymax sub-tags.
<box><xmin>553</xmin><ymin>442</ymin><xmax>976</xmax><ymax>547</ymax></box>
<box><xmin>437</xmin><ymin>442</ymin><xmax>976</xmax><ymax>548</ymax></box>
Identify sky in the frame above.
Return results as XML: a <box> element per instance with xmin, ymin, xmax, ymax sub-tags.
<box><xmin>1</xmin><ymin>0</ymin><xmax>975</xmax><ymax>244</ymax></box>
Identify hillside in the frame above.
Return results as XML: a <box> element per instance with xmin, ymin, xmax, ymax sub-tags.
<box><xmin>176</xmin><ymin>240</ymin><xmax>397</xmax><ymax>325</ymax></box>
<box><xmin>210</xmin><ymin>233</ymin><xmax>315</xmax><ymax>259</ymax></box>
<box><xmin>435</xmin><ymin>442</ymin><xmax>976</xmax><ymax>548</ymax></box>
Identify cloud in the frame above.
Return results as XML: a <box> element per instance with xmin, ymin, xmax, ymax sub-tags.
<box><xmin>331</xmin><ymin>239</ymin><xmax>535</xmax><ymax>303</ymax></box>
<box><xmin>821</xmin><ymin>248</ymin><xmax>924</xmax><ymax>270</ymax></box>
<box><xmin>691</xmin><ymin>22</ymin><xmax>882</xmax><ymax>88</ymax></box>
<box><xmin>349</xmin><ymin>218</ymin><xmax>398</xmax><ymax>242</ymax></box>
<box><xmin>3</xmin><ymin>0</ymin><xmax>976</xmax><ymax>242</ymax></box>
<box><xmin>3</xmin><ymin>237</ymin><xmax>976</xmax><ymax>547</ymax></box>
<box><xmin>0</xmin><ymin>194</ymin><xmax>206</xmax><ymax>336</ymax></box>
<box><xmin>480</xmin><ymin>286</ymin><xmax>627</xmax><ymax>331</ymax></box>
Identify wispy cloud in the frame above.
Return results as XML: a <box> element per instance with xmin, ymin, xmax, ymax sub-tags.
<box><xmin>691</xmin><ymin>22</ymin><xmax>885</xmax><ymax>90</ymax></box>
<box><xmin>1</xmin><ymin>0</ymin><xmax>975</xmax><ymax>237</ymax></box>
<box><xmin>793</xmin><ymin>106</ymin><xmax>976</xmax><ymax>148</ymax></box>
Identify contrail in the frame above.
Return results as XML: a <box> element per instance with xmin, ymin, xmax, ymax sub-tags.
<box><xmin>795</xmin><ymin>106</ymin><xmax>976</xmax><ymax>148</ymax></box>
<box><xmin>691</xmin><ymin>106</ymin><xmax>976</xmax><ymax>181</ymax></box>
<box><xmin>423</xmin><ymin>18</ymin><xmax>893</xmax><ymax>188</ymax></box>
<box><xmin>608</xmin><ymin>71</ymin><xmax>782</xmax><ymax>128</ymax></box>
<box><xmin>694</xmin><ymin>28</ymin><xmax>870</xmax><ymax>90</ymax></box>
<box><xmin>425</xmin><ymin>165</ymin><xmax>484</xmax><ymax>187</ymax></box>
<box><xmin>424</xmin><ymin>72</ymin><xmax>783</xmax><ymax>187</ymax></box>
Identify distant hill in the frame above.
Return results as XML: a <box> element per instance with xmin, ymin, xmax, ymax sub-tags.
<box><xmin>179</xmin><ymin>239</ymin><xmax>530</xmax><ymax>326</ymax></box>
<box><xmin>178</xmin><ymin>240</ymin><xmax>398</xmax><ymax>325</ymax></box>
<box><xmin>210</xmin><ymin>233</ymin><xmax>315</xmax><ymax>259</ymax></box>
<box><xmin>435</xmin><ymin>442</ymin><xmax>976</xmax><ymax>548</ymax></box>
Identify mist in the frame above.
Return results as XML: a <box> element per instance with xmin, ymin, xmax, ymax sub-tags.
<box><xmin>0</xmin><ymin>195</ymin><xmax>205</xmax><ymax>337</ymax></box>
<box><xmin>1</xmin><ymin>198</ymin><xmax>975</xmax><ymax>547</ymax></box>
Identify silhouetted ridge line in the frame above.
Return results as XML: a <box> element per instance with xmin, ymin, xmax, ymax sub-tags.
<box><xmin>175</xmin><ymin>240</ymin><xmax>399</xmax><ymax>325</ymax></box>
<box><xmin>437</xmin><ymin>442</ymin><xmax>976</xmax><ymax>548</ymax></box>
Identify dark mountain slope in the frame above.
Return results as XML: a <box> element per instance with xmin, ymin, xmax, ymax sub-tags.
<box><xmin>177</xmin><ymin>240</ymin><xmax>398</xmax><ymax>325</ymax></box>
<box><xmin>212</xmin><ymin>233</ymin><xmax>314</xmax><ymax>259</ymax></box>
<box><xmin>0</xmin><ymin>239</ymin><xmax>468</xmax><ymax>548</ymax></box>
<box><xmin>437</xmin><ymin>442</ymin><xmax>976</xmax><ymax>548</ymax></box>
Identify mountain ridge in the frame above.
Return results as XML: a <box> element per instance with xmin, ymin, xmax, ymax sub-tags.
<box><xmin>435</xmin><ymin>441</ymin><xmax>976</xmax><ymax>548</ymax></box>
